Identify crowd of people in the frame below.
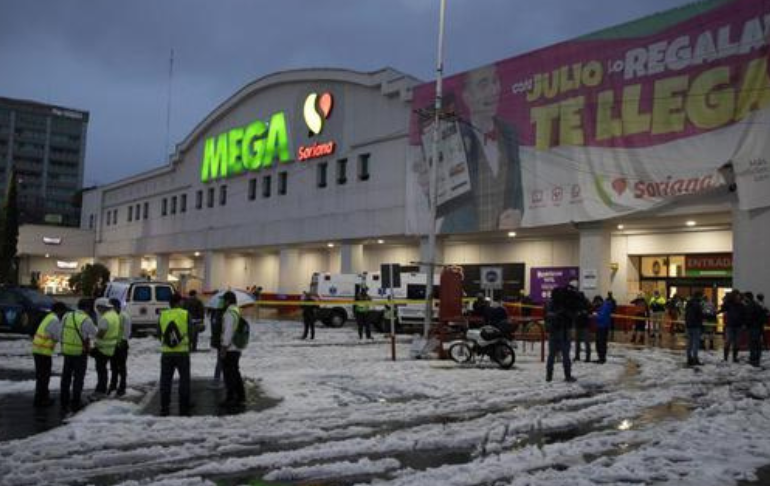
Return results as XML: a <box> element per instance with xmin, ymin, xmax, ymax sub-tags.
<box><xmin>30</xmin><ymin>290</ymin><xmax>249</xmax><ymax>417</ymax></box>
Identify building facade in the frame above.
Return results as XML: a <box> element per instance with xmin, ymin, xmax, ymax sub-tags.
<box><xmin>0</xmin><ymin>97</ymin><xmax>89</xmax><ymax>227</ymax></box>
<box><xmin>18</xmin><ymin>0</ymin><xmax>770</xmax><ymax>303</ymax></box>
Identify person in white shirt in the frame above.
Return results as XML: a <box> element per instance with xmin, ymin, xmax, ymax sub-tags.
<box><xmin>219</xmin><ymin>291</ymin><xmax>245</xmax><ymax>407</ymax></box>
<box><xmin>108</xmin><ymin>298</ymin><xmax>132</xmax><ymax>396</ymax></box>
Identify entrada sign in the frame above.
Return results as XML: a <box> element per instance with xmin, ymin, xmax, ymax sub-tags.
<box><xmin>200</xmin><ymin>91</ymin><xmax>338</xmax><ymax>183</ymax></box>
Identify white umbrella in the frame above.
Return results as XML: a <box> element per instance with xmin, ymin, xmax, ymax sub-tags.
<box><xmin>205</xmin><ymin>289</ymin><xmax>256</xmax><ymax>309</ymax></box>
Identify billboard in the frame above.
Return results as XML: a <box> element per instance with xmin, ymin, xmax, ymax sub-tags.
<box><xmin>408</xmin><ymin>0</ymin><xmax>770</xmax><ymax>235</ymax></box>
<box><xmin>530</xmin><ymin>267</ymin><xmax>580</xmax><ymax>302</ymax></box>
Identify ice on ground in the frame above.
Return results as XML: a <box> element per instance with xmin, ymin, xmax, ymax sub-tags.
<box><xmin>0</xmin><ymin>320</ymin><xmax>769</xmax><ymax>486</ymax></box>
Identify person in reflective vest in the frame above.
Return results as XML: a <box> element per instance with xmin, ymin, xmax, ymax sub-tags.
<box><xmin>220</xmin><ymin>291</ymin><xmax>246</xmax><ymax>407</ymax></box>
<box><xmin>354</xmin><ymin>287</ymin><xmax>373</xmax><ymax>340</ymax></box>
<box><xmin>158</xmin><ymin>293</ymin><xmax>191</xmax><ymax>416</ymax></box>
<box><xmin>649</xmin><ymin>290</ymin><xmax>667</xmax><ymax>345</ymax></box>
<box><xmin>59</xmin><ymin>298</ymin><xmax>98</xmax><ymax>414</ymax></box>
<box><xmin>108</xmin><ymin>298</ymin><xmax>131</xmax><ymax>396</ymax></box>
<box><xmin>31</xmin><ymin>302</ymin><xmax>68</xmax><ymax>407</ymax></box>
<box><xmin>90</xmin><ymin>298</ymin><xmax>120</xmax><ymax>399</ymax></box>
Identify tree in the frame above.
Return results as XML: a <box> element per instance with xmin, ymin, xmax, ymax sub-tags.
<box><xmin>68</xmin><ymin>263</ymin><xmax>111</xmax><ymax>296</ymax></box>
<box><xmin>0</xmin><ymin>167</ymin><xmax>19</xmax><ymax>285</ymax></box>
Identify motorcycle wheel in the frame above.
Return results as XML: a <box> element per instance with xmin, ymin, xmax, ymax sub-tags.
<box><xmin>491</xmin><ymin>342</ymin><xmax>515</xmax><ymax>369</ymax></box>
<box><xmin>448</xmin><ymin>341</ymin><xmax>474</xmax><ymax>364</ymax></box>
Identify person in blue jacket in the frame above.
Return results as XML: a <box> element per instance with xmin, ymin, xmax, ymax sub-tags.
<box><xmin>595</xmin><ymin>299</ymin><xmax>613</xmax><ymax>364</ymax></box>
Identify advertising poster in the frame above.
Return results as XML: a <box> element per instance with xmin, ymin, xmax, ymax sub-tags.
<box><xmin>530</xmin><ymin>267</ymin><xmax>579</xmax><ymax>302</ymax></box>
<box><xmin>407</xmin><ymin>0</ymin><xmax>770</xmax><ymax>235</ymax></box>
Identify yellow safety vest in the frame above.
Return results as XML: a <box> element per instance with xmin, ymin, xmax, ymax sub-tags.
<box><xmin>159</xmin><ymin>308</ymin><xmax>189</xmax><ymax>354</ymax></box>
<box><xmin>61</xmin><ymin>311</ymin><xmax>89</xmax><ymax>357</ymax></box>
<box><xmin>96</xmin><ymin>310</ymin><xmax>120</xmax><ymax>357</ymax></box>
<box><xmin>32</xmin><ymin>312</ymin><xmax>58</xmax><ymax>356</ymax></box>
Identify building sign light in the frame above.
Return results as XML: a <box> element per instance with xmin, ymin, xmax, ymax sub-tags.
<box><xmin>298</xmin><ymin>92</ymin><xmax>336</xmax><ymax>162</ymax></box>
<box><xmin>43</xmin><ymin>237</ymin><xmax>62</xmax><ymax>245</ymax></box>
<box><xmin>200</xmin><ymin>111</ymin><xmax>291</xmax><ymax>183</ymax></box>
<box><xmin>56</xmin><ymin>260</ymin><xmax>79</xmax><ymax>270</ymax></box>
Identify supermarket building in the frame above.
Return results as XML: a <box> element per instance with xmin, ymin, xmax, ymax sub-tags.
<box><xmin>23</xmin><ymin>0</ymin><xmax>770</xmax><ymax>303</ymax></box>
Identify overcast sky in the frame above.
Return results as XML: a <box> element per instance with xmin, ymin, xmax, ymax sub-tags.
<box><xmin>0</xmin><ymin>0</ymin><xmax>696</xmax><ymax>187</ymax></box>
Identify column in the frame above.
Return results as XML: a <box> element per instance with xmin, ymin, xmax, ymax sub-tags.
<box><xmin>203</xmin><ymin>251</ymin><xmax>226</xmax><ymax>292</ymax></box>
<box><xmin>278</xmin><ymin>248</ymin><xmax>301</xmax><ymax>294</ymax></box>
<box><xmin>127</xmin><ymin>256</ymin><xmax>143</xmax><ymax>279</ymax></box>
<box><xmin>733</xmin><ymin>205</ymin><xmax>770</xmax><ymax>295</ymax></box>
<box><xmin>156</xmin><ymin>254</ymin><xmax>170</xmax><ymax>282</ymax></box>
<box><xmin>340</xmin><ymin>243</ymin><xmax>364</xmax><ymax>274</ymax></box>
<box><xmin>578</xmin><ymin>224</ymin><xmax>611</xmax><ymax>299</ymax></box>
<box><xmin>419</xmin><ymin>237</ymin><xmax>444</xmax><ymax>271</ymax></box>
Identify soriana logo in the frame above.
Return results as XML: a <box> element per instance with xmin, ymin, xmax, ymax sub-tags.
<box><xmin>299</xmin><ymin>92</ymin><xmax>336</xmax><ymax>161</ymax></box>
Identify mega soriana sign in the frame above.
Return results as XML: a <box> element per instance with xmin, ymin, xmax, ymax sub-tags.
<box><xmin>685</xmin><ymin>253</ymin><xmax>732</xmax><ymax>277</ymax></box>
<box><xmin>201</xmin><ymin>92</ymin><xmax>338</xmax><ymax>183</ymax></box>
<box><xmin>407</xmin><ymin>0</ymin><xmax>770</xmax><ymax>234</ymax></box>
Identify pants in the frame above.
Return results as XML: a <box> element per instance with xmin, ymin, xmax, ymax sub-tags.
<box><xmin>189</xmin><ymin>319</ymin><xmax>201</xmax><ymax>351</ymax></box>
<box><xmin>223</xmin><ymin>351</ymin><xmax>245</xmax><ymax>403</ymax></box>
<box><xmin>33</xmin><ymin>354</ymin><xmax>52</xmax><ymax>405</ymax></box>
<box><xmin>356</xmin><ymin>312</ymin><xmax>371</xmax><ymax>339</ymax></box>
<box><xmin>93</xmin><ymin>350</ymin><xmax>111</xmax><ymax>394</ymax></box>
<box><xmin>686</xmin><ymin>327</ymin><xmax>702</xmax><ymax>362</ymax></box>
<box><xmin>160</xmin><ymin>354</ymin><xmax>191</xmax><ymax>415</ymax></box>
<box><xmin>302</xmin><ymin>316</ymin><xmax>315</xmax><ymax>339</ymax></box>
<box><xmin>724</xmin><ymin>326</ymin><xmax>741</xmax><ymax>361</ymax></box>
<box><xmin>109</xmin><ymin>341</ymin><xmax>128</xmax><ymax>393</ymax></box>
<box><xmin>60</xmin><ymin>354</ymin><xmax>87</xmax><ymax>410</ymax></box>
<box><xmin>546</xmin><ymin>330</ymin><xmax>572</xmax><ymax>379</ymax></box>
<box><xmin>213</xmin><ymin>351</ymin><xmax>222</xmax><ymax>382</ymax></box>
<box><xmin>748</xmin><ymin>327</ymin><xmax>763</xmax><ymax>366</ymax></box>
<box><xmin>650</xmin><ymin>311</ymin><xmax>664</xmax><ymax>342</ymax></box>
<box><xmin>595</xmin><ymin>328</ymin><xmax>609</xmax><ymax>362</ymax></box>
<box><xmin>574</xmin><ymin>327</ymin><xmax>591</xmax><ymax>361</ymax></box>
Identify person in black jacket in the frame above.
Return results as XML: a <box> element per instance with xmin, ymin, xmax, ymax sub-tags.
<box><xmin>720</xmin><ymin>290</ymin><xmax>745</xmax><ymax>363</ymax></box>
<box><xmin>301</xmin><ymin>291</ymin><xmax>319</xmax><ymax>340</ymax></box>
<box><xmin>573</xmin><ymin>293</ymin><xmax>591</xmax><ymax>362</ymax></box>
<box><xmin>684</xmin><ymin>292</ymin><xmax>704</xmax><ymax>366</ymax></box>
<box><xmin>545</xmin><ymin>286</ymin><xmax>577</xmax><ymax>383</ymax></box>
<box><xmin>744</xmin><ymin>292</ymin><xmax>766</xmax><ymax>367</ymax></box>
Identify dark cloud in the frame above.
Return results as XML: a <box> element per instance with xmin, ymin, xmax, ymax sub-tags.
<box><xmin>0</xmin><ymin>0</ymin><xmax>694</xmax><ymax>186</ymax></box>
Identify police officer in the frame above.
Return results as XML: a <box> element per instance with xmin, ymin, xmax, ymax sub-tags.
<box><xmin>91</xmin><ymin>298</ymin><xmax>120</xmax><ymax>399</ymax></box>
<box><xmin>158</xmin><ymin>293</ymin><xmax>191</xmax><ymax>416</ymax></box>
<box><xmin>301</xmin><ymin>291</ymin><xmax>319</xmax><ymax>340</ymax></box>
<box><xmin>649</xmin><ymin>290</ymin><xmax>667</xmax><ymax>345</ymax></box>
<box><xmin>220</xmin><ymin>291</ymin><xmax>246</xmax><ymax>407</ymax></box>
<box><xmin>60</xmin><ymin>298</ymin><xmax>98</xmax><ymax>414</ymax></box>
<box><xmin>545</xmin><ymin>286</ymin><xmax>577</xmax><ymax>383</ymax></box>
<box><xmin>108</xmin><ymin>298</ymin><xmax>131</xmax><ymax>396</ymax></box>
<box><xmin>31</xmin><ymin>302</ymin><xmax>68</xmax><ymax>407</ymax></box>
<box><xmin>354</xmin><ymin>287</ymin><xmax>373</xmax><ymax>340</ymax></box>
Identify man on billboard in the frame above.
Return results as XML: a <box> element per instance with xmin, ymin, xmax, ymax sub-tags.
<box><xmin>441</xmin><ymin>64</ymin><xmax>524</xmax><ymax>233</ymax></box>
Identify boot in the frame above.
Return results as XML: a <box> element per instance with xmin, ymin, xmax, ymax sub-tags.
<box><xmin>686</xmin><ymin>357</ymin><xmax>694</xmax><ymax>367</ymax></box>
<box><xmin>565</xmin><ymin>375</ymin><xmax>577</xmax><ymax>383</ymax></box>
<box><xmin>724</xmin><ymin>348</ymin><xmax>729</xmax><ymax>362</ymax></box>
<box><xmin>733</xmin><ymin>351</ymin><xmax>739</xmax><ymax>363</ymax></box>
<box><xmin>546</xmin><ymin>370</ymin><xmax>553</xmax><ymax>382</ymax></box>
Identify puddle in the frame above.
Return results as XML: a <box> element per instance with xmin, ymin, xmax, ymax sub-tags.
<box><xmin>139</xmin><ymin>378</ymin><xmax>281</xmax><ymax>417</ymax></box>
<box><xmin>633</xmin><ymin>399</ymin><xmax>693</xmax><ymax>428</ymax></box>
<box><xmin>738</xmin><ymin>464</ymin><xmax>770</xmax><ymax>485</ymax></box>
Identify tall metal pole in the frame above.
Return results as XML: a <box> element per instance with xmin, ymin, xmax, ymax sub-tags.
<box><xmin>423</xmin><ymin>0</ymin><xmax>446</xmax><ymax>339</ymax></box>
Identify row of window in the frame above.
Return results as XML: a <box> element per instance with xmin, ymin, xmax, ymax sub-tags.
<box><xmin>100</xmin><ymin>153</ymin><xmax>372</xmax><ymax>226</ymax></box>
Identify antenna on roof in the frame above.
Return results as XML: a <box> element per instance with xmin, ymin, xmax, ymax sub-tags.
<box><xmin>164</xmin><ymin>48</ymin><xmax>174</xmax><ymax>162</ymax></box>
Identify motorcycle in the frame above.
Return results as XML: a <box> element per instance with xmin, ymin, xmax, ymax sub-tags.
<box><xmin>447</xmin><ymin>325</ymin><xmax>516</xmax><ymax>369</ymax></box>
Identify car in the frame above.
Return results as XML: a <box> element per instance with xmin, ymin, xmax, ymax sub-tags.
<box><xmin>103</xmin><ymin>279</ymin><xmax>175</xmax><ymax>335</ymax></box>
<box><xmin>0</xmin><ymin>287</ymin><xmax>58</xmax><ymax>335</ymax></box>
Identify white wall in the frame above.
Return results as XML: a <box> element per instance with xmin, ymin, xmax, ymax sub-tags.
<box><xmin>624</xmin><ymin>230</ymin><xmax>732</xmax><ymax>255</ymax></box>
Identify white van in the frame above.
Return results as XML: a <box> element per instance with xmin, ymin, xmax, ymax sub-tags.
<box><xmin>104</xmin><ymin>279</ymin><xmax>175</xmax><ymax>335</ymax></box>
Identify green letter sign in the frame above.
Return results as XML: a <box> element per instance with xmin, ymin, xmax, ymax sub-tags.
<box><xmin>200</xmin><ymin>111</ymin><xmax>291</xmax><ymax>182</ymax></box>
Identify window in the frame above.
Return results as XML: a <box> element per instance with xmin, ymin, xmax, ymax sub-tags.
<box><xmin>196</xmin><ymin>190</ymin><xmax>203</xmax><ymax>209</ymax></box>
<box><xmin>262</xmin><ymin>175</ymin><xmax>271</xmax><ymax>198</ymax></box>
<box><xmin>88</xmin><ymin>214</ymin><xmax>94</xmax><ymax>229</ymax></box>
<box><xmin>161</xmin><ymin>198</ymin><xmax>168</xmax><ymax>216</ymax></box>
<box><xmin>171</xmin><ymin>196</ymin><xmax>177</xmax><ymax>215</ymax></box>
<box><xmin>317</xmin><ymin>162</ymin><xmax>328</xmax><ymax>188</ymax></box>
<box><xmin>219</xmin><ymin>185</ymin><xmax>227</xmax><ymax>206</ymax></box>
<box><xmin>336</xmin><ymin>158</ymin><xmax>347</xmax><ymax>185</ymax></box>
<box><xmin>113</xmin><ymin>209</ymin><xmax>118</xmax><ymax>224</ymax></box>
<box><xmin>104</xmin><ymin>212</ymin><xmax>110</xmax><ymax>226</ymax></box>
<box><xmin>278</xmin><ymin>171</ymin><xmax>287</xmax><ymax>195</ymax></box>
<box><xmin>135</xmin><ymin>204</ymin><xmax>141</xmax><ymax>220</ymax></box>
<box><xmin>143</xmin><ymin>202</ymin><xmax>149</xmax><ymax>219</ymax></box>
<box><xmin>128</xmin><ymin>206</ymin><xmax>133</xmax><ymax>222</ymax></box>
<box><xmin>358</xmin><ymin>153</ymin><xmax>370</xmax><ymax>181</ymax></box>
<box><xmin>155</xmin><ymin>285</ymin><xmax>173</xmax><ymax>302</ymax></box>
<box><xmin>132</xmin><ymin>285</ymin><xmax>151</xmax><ymax>302</ymax></box>
<box><xmin>180</xmin><ymin>194</ymin><xmax>187</xmax><ymax>213</ymax></box>
<box><xmin>248</xmin><ymin>178</ymin><xmax>257</xmax><ymax>200</ymax></box>
<box><xmin>207</xmin><ymin>187</ymin><xmax>215</xmax><ymax>208</ymax></box>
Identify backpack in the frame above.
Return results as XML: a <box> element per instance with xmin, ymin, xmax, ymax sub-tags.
<box><xmin>162</xmin><ymin>320</ymin><xmax>184</xmax><ymax>348</ymax></box>
<box><xmin>232</xmin><ymin>314</ymin><xmax>250</xmax><ymax>349</ymax></box>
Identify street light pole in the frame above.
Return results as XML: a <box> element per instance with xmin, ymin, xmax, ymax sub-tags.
<box><xmin>423</xmin><ymin>0</ymin><xmax>447</xmax><ymax>339</ymax></box>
